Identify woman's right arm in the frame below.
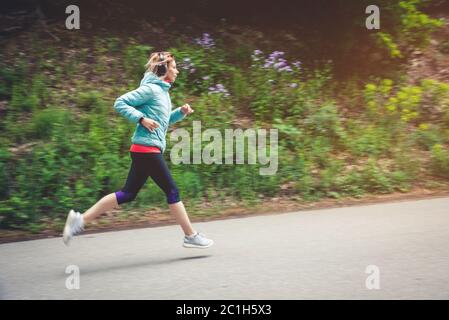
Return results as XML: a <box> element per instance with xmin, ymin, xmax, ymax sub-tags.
<box><xmin>114</xmin><ymin>85</ymin><xmax>153</xmax><ymax>123</ymax></box>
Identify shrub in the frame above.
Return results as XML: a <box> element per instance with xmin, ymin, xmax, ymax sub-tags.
<box><xmin>430</xmin><ymin>144</ymin><xmax>449</xmax><ymax>178</ymax></box>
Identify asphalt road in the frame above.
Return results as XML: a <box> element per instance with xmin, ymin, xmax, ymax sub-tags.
<box><xmin>1</xmin><ymin>197</ymin><xmax>448</xmax><ymax>299</ymax></box>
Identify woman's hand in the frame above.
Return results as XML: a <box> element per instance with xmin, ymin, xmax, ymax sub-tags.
<box><xmin>181</xmin><ymin>103</ymin><xmax>194</xmax><ymax>116</ymax></box>
<box><xmin>141</xmin><ymin>118</ymin><xmax>160</xmax><ymax>132</ymax></box>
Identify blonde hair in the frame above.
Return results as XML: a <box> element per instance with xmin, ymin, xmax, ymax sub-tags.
<box><xmin>144</xmin><ymin>51</ymin><xmax>175</xmax><ymax>75</ymax></box>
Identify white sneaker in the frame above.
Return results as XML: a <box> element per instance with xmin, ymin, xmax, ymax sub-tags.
<box><xmin>63</xmin><ymin>209</ymin><xmax>84</xmax><ymax>246</ymax></box>
<box><xmin>183</xmin><ymin>232</ymin><xmax>214</xmax><ymax>249</ymax></box>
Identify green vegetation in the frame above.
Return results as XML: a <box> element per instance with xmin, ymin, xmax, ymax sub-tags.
<box><xmin>0</xmin><ymin>0</ymin><xmax>448</xmax><ymax>233</ymax></box>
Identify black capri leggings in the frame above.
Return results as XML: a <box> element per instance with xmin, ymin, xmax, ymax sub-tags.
<box><xmin>115</xmin><ymin>152</ymin><xmax>180</xmax><ymax>205</ymax></box>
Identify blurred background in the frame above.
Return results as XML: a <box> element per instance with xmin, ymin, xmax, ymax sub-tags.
<box><xmin>1</xmin><ymin>0</ymin><xmax>448</xmax><ymax>239</ymax></box>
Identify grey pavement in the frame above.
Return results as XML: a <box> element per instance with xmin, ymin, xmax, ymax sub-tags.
<box><xmin>1</xmin><ymin>197</ymin><xmax>448</xmax><ymax>299</ymax></box>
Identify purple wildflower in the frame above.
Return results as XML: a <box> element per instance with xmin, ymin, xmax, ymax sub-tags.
<box><xmin>181</xmin><ymin>57</ymin><xmax>194</xmax><ymax>71</ymax></box>
<box><xmin>208</xmin><ymin>83</ymin><xmax>230</xmax><ymax>97</ymax></box>
<box><xmin>195</xmin><ymin>33</ymin><xmax>215</xmax><ymax>49</ymax></box>
<box><xmin>292</xmin><ymin>61</ymin><xmax>302</xmax><ymax>68</ymax></box>
<box><xmin>278</xmin><ymin>66</ymin><xmax>293</xmax><ymax>72</ymax></box>
<box><xmin>263</xmin><ymin>60</ymin><xmax>274</xmax><ymax>68</ymax></box>
<box><xmin>251</xmin><ymin>49</ymin><xmax>264</xmax><ymax>62</ymax></box>
<box><xmin>274</xmin><ymin>60</ymin><xmax>287</xmax><ymax>69</ymax></box>
<box><xmin>262</xmin><ymin>51</ymin><xmax>292</xmax><ymax>72</ymax></box>
<box><xmin>270</xmin><ymin>51</ymin><xmax>284</xmax><ymax>59</ymax></box>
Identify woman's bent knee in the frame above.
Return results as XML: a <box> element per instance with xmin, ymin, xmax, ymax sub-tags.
<box><xmin>166</xmin><ymin>188</ymin><xmax>180</xmax><ymax>204</ymax></box>
<box><xmin>115</xmin><ymin>190</ymin><xmax>137</xmax><ymax>204</ymax></box>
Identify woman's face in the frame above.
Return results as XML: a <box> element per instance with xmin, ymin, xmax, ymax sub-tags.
<box><xmin>164</xmin><ymin>59</ymin><xmax>179</xmax><ymax>83</ymax></box>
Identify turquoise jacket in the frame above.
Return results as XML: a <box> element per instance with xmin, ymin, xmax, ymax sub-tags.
<box><xmin>114</xmin><ymin>72</ymin><xmax>186</xmax><ymax>153</ymax></box>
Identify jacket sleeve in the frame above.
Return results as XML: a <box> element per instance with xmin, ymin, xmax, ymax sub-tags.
<box><xmin>169</xmin><ymin>107</ymin><xmax>186</xmax><ymax>126</ymax></box>
<box><xmin>114</xmin><ymin>85</ymin><xmax>153</xmax><ymax>123</ymax></box>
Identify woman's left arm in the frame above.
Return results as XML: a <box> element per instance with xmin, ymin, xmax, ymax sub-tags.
<box><xmin>169</xmin><ymin>104</ymin><xmax>194</xmax><ymax>126</ymax></box>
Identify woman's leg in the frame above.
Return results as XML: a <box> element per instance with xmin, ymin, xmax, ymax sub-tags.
<box><xmin>146</xmin><ymin>153</ymin><xmax>195</xmax><ymax>236</ymax></box>
<box><xmin>83</xmin><ymin>152</ymin><xmax>149</xmax><ymax>224</ymax></box>
<box><xmin>82</xmin><ymin>193</ymin><xmax>119</xmax><ymax>224</ymax></box>
<box><xmin>168</xmin><ymin>201</ymin><xmax>195</xmax><ymax>237</ymax></box>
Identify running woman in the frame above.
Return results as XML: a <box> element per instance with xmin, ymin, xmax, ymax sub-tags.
<box><xmin>63</xmin><ymin>51</ymin><xmax>214</xmax><ymax>249</ymax></box>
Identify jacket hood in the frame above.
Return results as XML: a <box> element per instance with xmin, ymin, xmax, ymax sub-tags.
<box><xmin>140</xmin><ymin>72</ymin><xmax>171</xmax><ymax>91</ymax></box>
